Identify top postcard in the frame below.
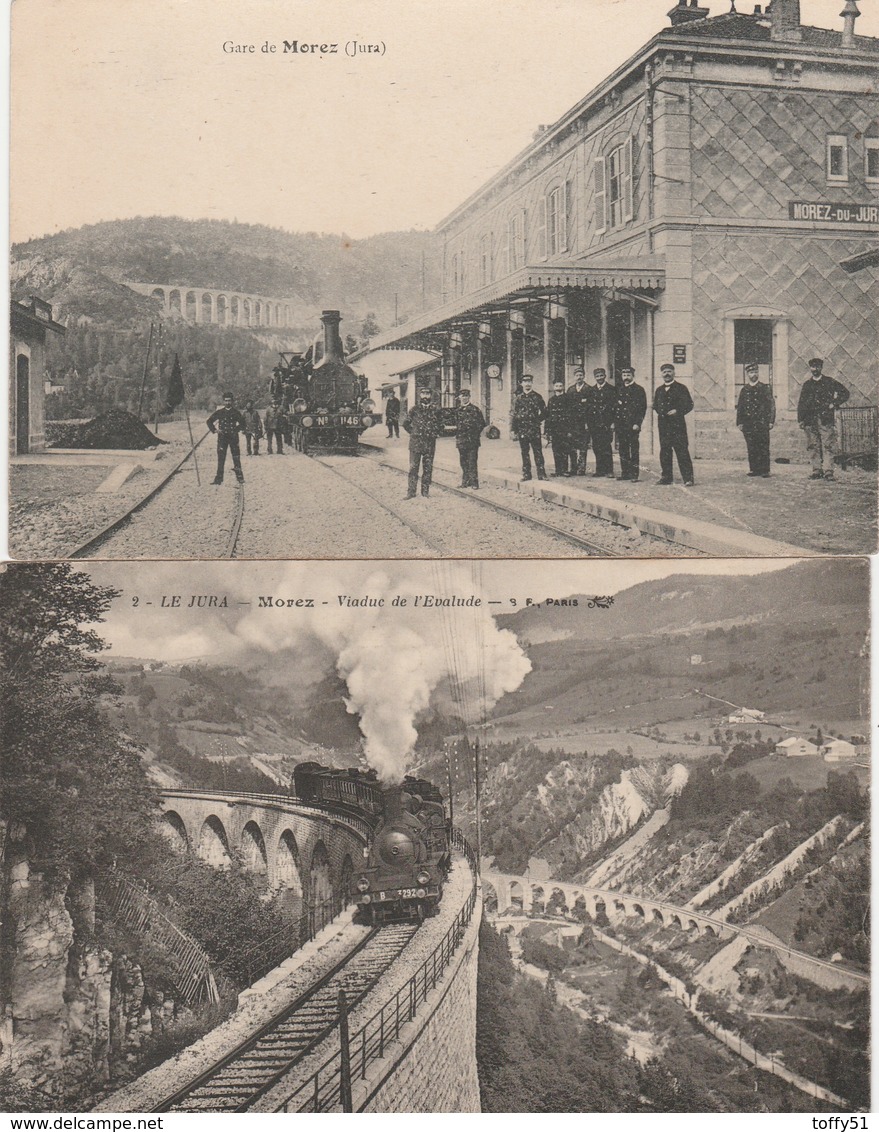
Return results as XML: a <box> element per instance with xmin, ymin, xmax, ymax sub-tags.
<box><xmin>8</xmin><ymin>0</ymin><xmax>878</xmax><ymax>560</ymax></box>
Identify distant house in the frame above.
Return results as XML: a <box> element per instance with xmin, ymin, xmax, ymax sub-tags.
<box><xmin>10</xmin><ymin>296</ymin><xmax>65</xmax><ymax>456</ymax></box>
<box><xmin>729</xmin><ymin>708</ymin><xmax>766</xmax><ymax>724</ymax></box>
<box><xmin>776</xmin><ymin>737</ymin><xmax>819</xmax><ymax>758</ymax></box>
<box><xmin>823</xmin><ymin>739</ymin><xmax>858</xmax><ymax>762</ymax></box>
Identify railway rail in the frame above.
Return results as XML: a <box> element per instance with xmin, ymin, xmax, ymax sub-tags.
<box><xmin>154</xmin><ymin>923</ymin><xmax>419</xmax><ymax>1112</ymax></box>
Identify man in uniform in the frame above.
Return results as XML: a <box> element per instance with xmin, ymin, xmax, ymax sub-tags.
<box><xmin>511</xmin><ymin>373</ymin><xmax>547</xmax><ymax>481</ymax></box>
<box><xmin>653</xmin><ymin>364</ymin><xmax>694</xmax><ymax>486</ymax></box>
<box><xmin>545</xmin><ymin>379</ymin><xmax>575</xmax><ymax>476</ymax></box>
<box><xmin>242</xmin><ymin>399</ymin><xmax>263</xmax><ymax>456</ymax></box>
<box><xmin>736</xmin><ymin>362</ymin><xmax>776</xmax><ymax>477</ymax></box>
<box><xmin>590</xmin><ymin>368</ymin><xmax>617</xmax><ymax>478</ymax></box>
<box><xmin>402</xmin><ymin>386</ymin><xmax>443</xmax><ymax>497</ymax></box>
<box><xmin>615</xmin><ymin>367</ymin><xmax>647</xmax><ymax>481</ymax></box>
<box><xmin>206</xmin><ymin>392</ymin><xmax>247</xmax><ymax>485</ymax></box>
<box><xmin>385</xmin><ymin>390</ymin><xmax>401</xmax><ymax>439</ymax></box>
<box><xmin>455</xmin><ymin>388</ymin><xmax>487</xmax><ymax>488</ymax></box>
<box><xmin>797</xmin><ymin>358</ymin><xmax>850</xmax><ymax>481</ymax></box>
<box><xmin>566</xmin><ymin>367</ymin><xmax>592</xmax><ymax>475</ymax></box>
<box><xmin>264</xmin><ymin>400</ymin><xmax>287</xmax><ymax>454</ymax></box>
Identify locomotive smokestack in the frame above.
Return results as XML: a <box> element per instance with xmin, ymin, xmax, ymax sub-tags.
<box><xmin>321</xmin><ymin>309</ymin><xmax>345</xmax><ymax>362</ymax></box>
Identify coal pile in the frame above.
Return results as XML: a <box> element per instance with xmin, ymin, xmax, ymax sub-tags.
<box><xmin>47</xmin><ymin>409</ymin><xmax>167</xmax><ymax>450</ymax></box>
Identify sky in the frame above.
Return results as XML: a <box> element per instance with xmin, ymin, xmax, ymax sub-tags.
<box><xmin>11</xmin><ymin>0</ymin><xmax>879</xmax><ymax>244</ymax></box>
<box><xmin>78</xmin><ymin>557</ymin><xmax>794</xmax><ymax>662</ymax></box>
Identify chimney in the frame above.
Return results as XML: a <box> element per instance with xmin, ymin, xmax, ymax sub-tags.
<box><xmin>770</xmin><ymin>0</ymin><xmax>802</xmax><ymax>40</ymax></box>
<box><xmin>840</xmin><ymin>0</ymin><xmax>860</xmax><ymax>48</ymax></box>
<box><xmin>668</xmin><ymin>0</ymin><xmax>711</xmax><ymax>26</ymax></box>
<box><xmin>320</xmin><ymin>309</ymin><xmax>345</xmax><ymax>361</ymax></box>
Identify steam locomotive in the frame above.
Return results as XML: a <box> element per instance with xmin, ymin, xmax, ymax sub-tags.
<box><xmin>291</xmin><ymin>762</ymin><xmax>451</xmax><ymax>924</ymax></box>
<box><xmin>272</xmin><ymin>310</ymin><xmax>377</xmax><ymax>454</ymax></box>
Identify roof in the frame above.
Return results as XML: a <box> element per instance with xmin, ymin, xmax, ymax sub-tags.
<box><xmin>778</xmin><ymin>736</ymin><xmax>817</xmax><ymax>747</ymax></box>
<box><xmin>663</xmin><ymin>13</ymin><xmax>879</xmax><ymax>53</ymax></box>
<box><xmin>10</xmin><ymin>298</ymin><xmax>66</xmax><ymax>337</ymax></box>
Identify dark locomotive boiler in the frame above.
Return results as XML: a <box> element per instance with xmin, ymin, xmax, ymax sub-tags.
<box><xmin>286</xmin><ymin>310</ymin><xmax>377</xmax><ymax>454</ymax></box>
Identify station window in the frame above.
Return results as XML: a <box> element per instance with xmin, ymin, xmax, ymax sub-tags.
<box><xmin>866</xmin><ymin>138</ymin><xmax>879</xmax><ymax>183</ymax></box>
<box><xmin>733</xmin><ymin>319</ymin><xmax>773</xmax><ymax>396</ymax></box>
<box><xmin>508</xmin><ymin>211</ymin><xmax>524</xmax><ymax>271</ymax></box>
<box><xmin>547</xmin><ymin>186</ymin><xmax>564</xmax><ymax>256</ymax></box>
<box><xmin>480</xmin><ymin>233</ymin><xmax>493</xmax><ymax>287</ymax></box>
<box><xmin>826</xmin><ymin>134</ymin><xmax>849</xmax><ymax>182</ymax></box>
<box><xmin>595</xmin><ymin>136</ymin><xmax>633</xmax><ymax>236</ymax></box>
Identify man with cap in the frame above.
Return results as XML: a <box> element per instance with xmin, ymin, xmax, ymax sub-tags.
<box><xmin>402</xmin><ymin>385</ymin><xmax>443</xmax><ymax>497</ymax></box>
<box><xmin>206</xmin><ymin>392</ymin><xmax>247</xmax><ymax>485</ymax></box>
<box><xmin>797</xmin><ymin>358</ymin><xmax>850</xmax><ymax>481</ymax></box>
<box><xmin>736</xmin><ymin>363</ymin><xmax>776</xmax><ymax>477</ymax></box>
<box><xmin>511</xmin><ymin>373</ymin><xmax>548</xmax><ymax>481</ymax></box>
<box><xmin>565</xmin><ymin>367</ymin><xmax>593</xmax><ymax>475</ymax></box>
<box><xmin>385</xmin><ymin>390</ymin><xmax>401</xmax><ymax>439</ymax></box>
<box><xmin>545</xmin><ymin>378</ymin><xmax>575</xmax><ymax>476</ymax></box>
<box><xmin>615</xmin><ymin>366</ymin><xmax>647</xmax><ymax>481</ymax></box>
<box><xmin>590</xmin><ymin>368</ymin><xmax>617</xmax><ymax>477</ymax></box>
<box><xmin>653</xmin><ymin>364</ymin><xmax>694</xmax><ymax>486</ymax></box>
<box><xmin>264</xmin><ymin>400</ymin><xmax>287</xmax><ymax>454</ymax></box>
<box><xmin>454</xmin><ymin>388</ymin><xmax>487</xmax><ymax>488</ymax></box>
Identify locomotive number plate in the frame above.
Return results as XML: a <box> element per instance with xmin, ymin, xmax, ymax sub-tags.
<box><xmin>378</xmin><ymin>888</ymin><xmax>418</xmax><ymax>900</ymax></box>
<box><xmin>340</xmin><ymin>415</ymin><xmax>360</xmax><ymax>426</ymax></box>
<box><xmin>315</xmin><ymin>415</ymin><xmax>330</xmax><ymax>426</ymax></box>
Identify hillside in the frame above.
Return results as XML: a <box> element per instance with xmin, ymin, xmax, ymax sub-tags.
<box><xmin>11</xmin><ymin>216</ymin><xmax>442</xmax><ymax>331</ymax></box>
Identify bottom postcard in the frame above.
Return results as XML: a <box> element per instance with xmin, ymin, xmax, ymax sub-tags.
<box><xmin>0</xmin><ymin>557</ymin><xmax>870</xmax><ymax>1115</ymax></box>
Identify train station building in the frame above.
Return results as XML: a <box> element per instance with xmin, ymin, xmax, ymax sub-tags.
<box><xmin>365</xmin><ymin>0</ymin><xmax>878</xmax><ymax>458</ymax></box>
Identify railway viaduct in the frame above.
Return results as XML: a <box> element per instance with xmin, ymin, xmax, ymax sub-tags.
<box><xmin>158</xmin><ymin>790</ymin><xmax>482</xmax><ymax>1112</ymax></box>
<box><xmin>126</xmin><ymin>282</ymin><xmax>297</xmax><ymax>328</ymax></box>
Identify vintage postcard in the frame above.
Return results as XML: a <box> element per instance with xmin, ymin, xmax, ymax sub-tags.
<box><xmin>0</xmin><ymin>556</ymin><xmax>870</xmax><ymax>1113</ymax></box>
<box><xmin>8</xmin><ymin>0</ymin><xmax>878</xmax><ymax>560</ymax></box>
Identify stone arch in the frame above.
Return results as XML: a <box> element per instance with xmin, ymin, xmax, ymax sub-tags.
<box><xmin>243</xmin><ymin>298</ymin><xmax>252</xmax><ymax>326</ymax></box>
<box><xmin>482</xmin><ymin>878</ymin><xmax>498</xmax><ymax>912</ymax></box>
<box><xmin>651</xmin><ymin>907</ymin><xmax>664</xmax><ymax>924</ymax></box>
<box><xmin>185</xmin><ymin>291</ymin><xmax>197</xmax><ymax>321</ymax></box>
<box><xmin>573</xmin><ymin>894</ymin><xmax>588</xmax><ymax>920</ymax></box>
<box><xmin>254</xmin><ymin>300</ymin><xmax>262</xmax><ymax>325</ymax></box>
<box><xmin>670</xmin><ymin>913</ymin><xmax>684</xmax><ymax>929</ymax></box>
<box><xmin>703</xmin><ymin>923</ymin><xmax>718</xmax><ymax>937</ymax></box>
<box><xmin>200</xmin><ymin>292</ymin><xmax>213</xmax><ymax>324</ymax></box>
<box><xmin>508</xmin><ymin>879</ymin><xmax>526</xmax><ymax>911</ymax></box>
<box><xmin>216</xmin><ymin>294</ymin><xmax>228</xmax><ymax>326</ymax></box>
<box><xmin>169</xmin><ymin>289</ymin><xmax>183</xmax><ymax>316</ymax></box>
<box><xmin>230</xmin><ymin>296</ymin><xmax>240</xmax><ymax>325</ymax></box>
<box><xmin>547</xmin><ymin>887</ymin><xmax>568</xmax><ymax>915</ymax></box>
<box><xmin>593</xmin><ymin>897</ymin><xmax>608</xmax><ymax>925</ymax></box>
<box><xmin>151</xmin><ymin>286</ymin><xmax>166</xmax><ymax>305</ymax></box>
<box><xmin>613</xmin><ymin>898</ymin><xmax>626</xmax><ymax>917</ymax></box>
<box><xmin>275</xmin><ymin>830</ymin><xmax>303</xmax><ymax>895</ymax></box>
<box><xmin>240</xmin><ymin>820</ymin><xmax>268</xmax><ymax>875</ymax></box>
<box><xmin>531</xmin><ymin>885</ymin><xmax>546</xmax><ymax>915</ymax></box>
<box><xmin>632</xmin><ymin>903</ymin><xmax>646</xmax><ymax>919</ymax></box>
<box><xmin>197</xmin><ymin>815</ymin><xmax>232</xmax><ymax>867</ymax></box>
<box><xmin>161</xmin><ymin>810</ymin><xmax>189</xmax><ymax>853</ymax></box>
<box><xmin>309</xmin><ymin>840</ymin><xmax>333</xmax><ymax>908</ymax></box>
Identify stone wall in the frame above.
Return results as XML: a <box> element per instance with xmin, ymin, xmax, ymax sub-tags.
<box><xmin>357</xmin><ymin>890</ymin><xmax>482</xmax><ymax>1113</ymax></box>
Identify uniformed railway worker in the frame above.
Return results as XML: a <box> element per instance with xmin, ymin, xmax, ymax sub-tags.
<box><xmin>385</xmin><ymin>391</ymin><xmax>401</xmax><ymax>439</ymax></box>
<box><xmin>242</xmin><ymin>400</ymin><xmax>263</xmax><ymax>456</ymax></box>
<box><xmin>264</xmin><ymin>401</ymin><xmax>287</xmax><ymax>454</ymax></box>
<box><xmin>590</xmin><ymin>368</ymin><xmax>617</xmax><ymax>478</ymax></box>
<box><xmin>545</xmin><ymin>379</ymin><xmax>575</xmax><ymax>476</ymax></box>
<box><xmin>653</xmin><ymin>364</ymin><xmax>695</xmax><ymax>486</ymax></box>
<box><xmin>797</xmin><ymin>358</ymin><xmax>850</xmax><ymax>482</ymax></box>
<box><xmin>403</xmin><ymin>386</ymin><xmax>443</xmax><ymax>497</ymax></box>
<box><xmin>736</xmin><ymin>362</ymin><xmax>776</xmax><ymax>477</ymax></box>
<box><xmin>206</xmin><ymin>392</ymin><xmax>247</xmax><ymax>485</ymax></box>
<box><xmin>454</xmin><ymin>388</ymin><xmax>487</xmax><ymax>488</ymax></box>
<box><xmin>511</xmin><ymin>373</ymin><xmax>547</xmax><ymax>481</ymax></box>
<box><xmin>615</xmin><ymin>366</ymin><xmax>647</xmax><ymax>481</ymax></box>
<box><xmin>566</xmin><ymin>368</ymin><xmax>593</xmax><ymax>475</ymax></box>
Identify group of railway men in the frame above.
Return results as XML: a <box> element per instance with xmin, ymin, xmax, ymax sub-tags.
<box><xmin>205</xmin><ymin>394</ymin><xmax>292</xmax><ymax>484</ymax></box>
<box><xmin>398</xmin><ymin>356</ymin><xmax>851</xmax><ymax>497</ymax></box>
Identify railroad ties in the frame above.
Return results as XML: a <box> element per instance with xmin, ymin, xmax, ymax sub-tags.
<box><xmin>162</xmin><ymin>923</ymin><xmax>418</xmax><ymax>1112</ymax></box>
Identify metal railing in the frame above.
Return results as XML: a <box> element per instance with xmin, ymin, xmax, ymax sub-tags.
<box><xmin>276</xmin><ymin>828</ymin><xmax>478</xmax><ymax>1113</ymax></box>
<box><xmin>235</xmin><ymin>893</ymin><xmax>348</xmax><ymax>986</ymax></box>
<box><xmin>837</xmin><ymin>405</ymin><xmax>878</xmax><ymax>468</ymax></box>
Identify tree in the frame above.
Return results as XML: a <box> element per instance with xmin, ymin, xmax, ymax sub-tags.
<box><xmin>1</xmin><ymin>564</ymin><xmax>159</xmax><ymax>878</ymax></box>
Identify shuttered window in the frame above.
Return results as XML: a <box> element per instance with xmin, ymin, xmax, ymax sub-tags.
<box><xmin>594</xmin><ymin>156</ymin><xmax>607</xmax><ymax>236</ymax></box>
<box><xmin>597</xmin><ymin>136</ymin><xmax>634</xmax><ymax>235</ymax></box>
<box><xmin>535</xmin><ymin>196</ymin><xmax>547</xmax><ymax>261</ymax></box>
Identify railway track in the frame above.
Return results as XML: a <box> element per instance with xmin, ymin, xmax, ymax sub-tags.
<box><xmin>155</xmin><ymin>923</ymin><xmax>418</xmax><ymax>1113</ymax></box>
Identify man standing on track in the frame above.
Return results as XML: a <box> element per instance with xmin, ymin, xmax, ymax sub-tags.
<box><xmin>590</xmin><ymin>368</ymin><xmax>617</xmax><ymax>478</ymax></box>
<box><xmin>736</xmin><ymin>362</ymin><xmax>776</xmax><ymax>477</ymax></box>
<box><xmin>206</xmin><ymin>392</ymin><xmax>247</xmax><ymax>485</ymax></box>
<box><xmin>264</xmin><ymin>401</ymin><xmax>287</xmax><ymax>454</ymax></box>
<box><xmin>615</xmin><ymin>366</ymin><xmax>647</xmax><ymax>481</ymax></box>
<box><xmin>512</xmin><ymin>373</ymin><xmax>547</xmax><ymax>481</ymax></box>
<box><xmin>653</xmin><ymin>364</ymin><xmax>695</xmax><ymax>486</ymax></box>
<box><xmin>455</xmin><ymin>388</ymin><xmax>486</xmax><ymax>488</ymax></box>
<box><xmin>403</xmin><ymin>386</ymin><xmax>443</xmax><ymax>498</ymax></box>
<box><xmin>797</xmin><ymin>358</ymin><xmax>850</xmax><ymax>482</ymax></box>
<box><xmin>242</xmin><ymin>400</ymin><xmax>263</xmax><ymax>456</ymax></box>
<box><xmin>385</xmin><ymin>390</ymin><xmax>401</xmax><ymax>439</ymax></box>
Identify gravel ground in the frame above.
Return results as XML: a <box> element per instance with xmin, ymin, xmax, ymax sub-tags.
<box><xmin>8</xmin><ymin>424</ymin><xmax>209</xmax><ymax>559</ymax></box>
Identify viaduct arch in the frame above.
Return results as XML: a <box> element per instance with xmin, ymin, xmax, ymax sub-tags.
<box><xmin>126</xmin><ymin>282</ymin><xmax>297</xmax><ymax>328</ymax></box>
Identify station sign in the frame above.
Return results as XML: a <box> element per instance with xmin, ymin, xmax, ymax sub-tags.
<box><xmin>789</xmin><ymin>201</ymin><xmax>879</xmax><ymax>224</ymax></box>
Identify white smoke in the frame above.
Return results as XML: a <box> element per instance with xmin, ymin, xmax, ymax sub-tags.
<box><xmin>237</xmin><ymin>566</ymin><xmax>531</xmax><ymax>781</ymax></box>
